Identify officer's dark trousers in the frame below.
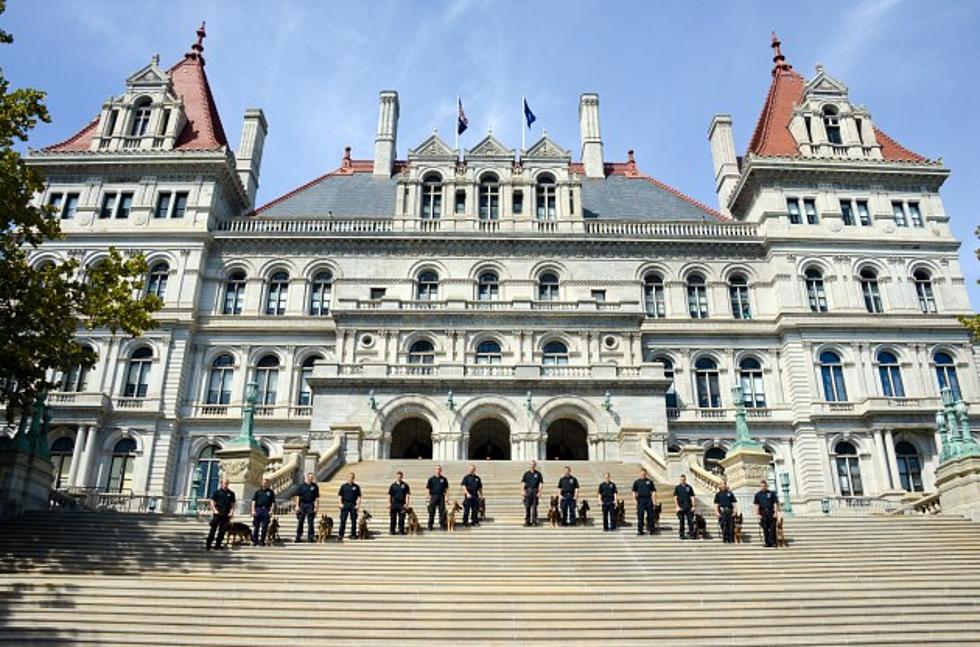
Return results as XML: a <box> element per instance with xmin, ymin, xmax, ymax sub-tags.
<box><xmin>760</xmin><ymin>511</ymin><xmax>777</xmax><ymax>547</ymax></box>
<box><xmin>560</xmin><ymin>497</ymin><xmax>576</xmax><ymax>526</ymax></box>
<box><xmin>428</xmin><ymin>497</ymin><xmax>446</xmax><ymax>529</ymax></box>
<box><xmin>206</xmin><ymin>513</ymin><xmax>230</xmax><ymax>548</ymax></box>
<box><xmin>389</xmin><ymin>507</ymin><xmax>405</xmax><ymax>534</ymax></box>
<box><xmin>463</xmin><ymin>496</ymin><xmax>479</xmax><ymax>525</ymax></box>
<box><xmin>718</xmin><ymin>508</ymin><xmax>734</xmax><ymax>543</ymax></box>
<box><xmin>251</xmin><ymin>507</ymin><xmax>270</xmax><ymax>545</ymax></box>
<box><xmin>524</xmin><ymin>493</ymin><xmax>538</xmax><ymax>524</ymax></box>
<box><xmin>636</xmin><ymin>498</ymin><xmax>655</xmax><ymax>533</ymax></box>
<box><xmin>295</xmin><ymin>503</ymin><xmax>315</xmax><ymax>541</ymax></box>
<box><xmin>677</xmin><ymin>507</ymin><xmax>694</xmax><ymax>538</ymax></box>
<box><xmin>339</xmin><ymin>506</ymin><xmax>357</xmax><ymax>538</ymax></box>
<box><xmin>601</xmin><ymin>501</ymin><xmax>616</xmax><ymax>530</ymax></box>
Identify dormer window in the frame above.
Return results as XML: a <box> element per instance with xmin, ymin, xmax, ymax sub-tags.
<box><xmin>478</xmin><ymin>173</ymin><xmax>500</xmax><ymax>220</ymax></box>
<box><xmin>131</xmin><ymin>98</ymin><xmax>152</xmax><ymax>137</ymax></box>
<box><xmin>822</xmin><ymin>105</ymin><xmax>842</xmax><ymax>145</ymax></box>
<box><xmin>421</xmin><ymin>172</ymin><xmax>442</xmax><ymax>220</ymax></box>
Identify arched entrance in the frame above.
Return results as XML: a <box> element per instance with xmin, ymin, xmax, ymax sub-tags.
<box><xmin>390</xmin><ymin>417</ymin><xmax>433</xmax><ymax>459</ymax></box>
<box><xmin>545</xmin><ymin>419</ymin><xmax>588</xmax><ymax>461</ymax></box>
<box><xmin>468</xmin><ymin>419</ymin><xmax>511</xmax><ymax>460</ymax></box>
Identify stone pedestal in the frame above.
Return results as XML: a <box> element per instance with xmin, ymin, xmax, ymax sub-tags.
<box><xmin>332</xmin><ymin>424</ymin><xmax>364</xmax><ymax>463</ymax></box>
<box><xmin>617</xmin><ymin>427</ymin><xmax>650</xmax><ymax>463</ymax></box>
<box><xmin>719</xmin><ymin>447</ymin><xmax>772</xmax><ymax>521</ymax></box>
<box><xmin>935</xmin><ymin>455</ymin><xmax>980</xmax><ymax>522</ymax></box>
<box><xmin>216</xmin><ymin>444</ymin><xmax>269</xmax><ymax>514</ymax></box>
<box><xmin>0</xmin><ymin>451</ymin><xmax>54</xmax><ymax>520</ymax></box>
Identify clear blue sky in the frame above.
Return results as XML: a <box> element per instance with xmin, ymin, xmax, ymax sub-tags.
<box><xmin>4</xmin><ymin>0</ymin><xmax>978</xmax><ymax>308</ymax></box>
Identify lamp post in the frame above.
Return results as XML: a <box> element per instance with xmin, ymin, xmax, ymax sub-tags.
<box><xmin>779</xmin><ymin>471</ymin><xmax>793</xmax><ymax>517</ymax></box>
<box><xmin>729</xmin><ymin>386</ymin><xmax>762</xmax><ymax>451</ymax></box>
<box><xmin>187</xmin><ymin>463</ymin><xmax>203</xmax><ymax>517</ymax></box>
<box><xmin>230</xmin><ymin>381</ymin><xmax>260</xmax><ymax>449</ymax></box>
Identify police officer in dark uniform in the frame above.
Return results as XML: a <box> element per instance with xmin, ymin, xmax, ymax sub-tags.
<box><xmin>206</xmin><ymin>477</ymin><xmax>236</xmax><ymax>550</ymax></box>
<box><xmin>251</xmin><ymin>477</ymin><xmax>276</xmax><ymax>546</ymax></box>
<box><xmin>673</xmin><ymin>474</ymin><xmax>697</xmax><ymax>540</ymax></box>
<box><xmin>597</xmin><ymin>472</ymin><xmax>618</xmax><ymax>531</ymax></box>
<box><xmin>388</xmin><ymin>471</ymin><xmax>411</xmax><ymax>535</ymax></box>
<box><xmin>631</xmin><ymin>468</ymin><xmax>657</xmax><ymax>535</ymax></box>
<box><xmin>713</xmin><ymin>478</ymin><xmax>738</xmax><ymax>543</ymax></box>
<box><xmin>520</xmin><ymin>460</ymin><xmax>544</xmax><ymax>526</ymax></box>
<box><xmin>293</xmin><ymin>472</ymin><xmax>319</xmax><ymax>543</ymax></box>
<box><xmin>460</xmin><ymin>464</ymin><xmax>483</xmax><ymax>527</ymax></box>
<box><xmin>753</xmin><ymin>478</ymin><xmax>780</xmax><ymax>547</ymax></box>
<box><xmin>337</xmin><ymin>472</ymin><xmax>361</xmax><ymax>542</ymax></box>
<box><xmin>556</xmin><ymin>466</ymin><xmax>579</xmax><ymax>527</ymax></box>
<box><xmin>426</xmin><ymin>465</ymin><xmax>450</xmax><ymax>530</ymax></box>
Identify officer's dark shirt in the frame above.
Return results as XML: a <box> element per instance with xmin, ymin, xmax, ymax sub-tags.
<box><xmin>211</xmin><ymin>487</ymin><xmax>235</xmax><ymax>515</ymax></box>
<box><xmin>714</xmin><ymin>490</ymin><xmax>737</xmax><ymax>508</ymax></box>
<box><xmin>388</xmin><ymin>481</ymin><xmax>410</xmax><ymax>507</ymax></box>
<box><xmin>753</xmin><ymin>489</ymin><xmax>779</xmax><ymax>513</ymax></box>
<box><xmin>558</xmin><ymin>475</ymin><xmax>579</xmax><ymax>498</ymax></box>
<box><xmin>521</xmin><ymin>470</ymin><xmax>544</xmax><ymax>493</ymax></box>
<box><xmin>598</xmin><ymin>482</ymin><xmax>618</xmax><ymax>503</ymax></box>
<box><xmin>632</xmin><ymin>478</ymin><xmax>656</xmax><ymax>499</ymax></box>
<box><xmin>296</xmin><ymin>482</ymin><xmax>319</xmax><ymax>505</ymax></box>
<box><xmin>674</xmin><ymin>483</ymin><xmax>696</xmax><ymax>510</ymax></box>
<box><xmin>252</xmin><ymin>487</ymin><xmax>275</xmax><ymax>510</ymax></box>
<box><xmin>338</xmin><ymin>482</ymin><xmax>361</xmax><ymax>508</ymax></box>
<box><xmin>461</xmin><ymin>474</ymin><xmax>482</xmax><ymax>496</ymax></box>
<box><xmin>426</xmin><ymin>475</ymin><xmax>449</xmax><ymax>499</ymax></box>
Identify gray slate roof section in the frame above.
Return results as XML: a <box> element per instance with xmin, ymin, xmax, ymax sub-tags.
<box><xmin>580</xmin><ymin>176</ymin><xmax>712</xmax><ymax>221</ymax></box>
<box><xmin>259</xmin><ymin>173</ymin><xmax>398</xmax><ymax>218</ymax></box>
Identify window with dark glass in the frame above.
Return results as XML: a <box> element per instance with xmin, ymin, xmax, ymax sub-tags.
<box><xmin>146</xmin><ymin>262</ymin><xmax>169</xmax><ymax>299</ymax></box>
<box><xmin>537</xmin><ymin>272</ymin><xmax>559</xmax><ymax>301</ymax></box>
<box><xmin>455</xmin><ymin>190</ymin><xmax>466</xmax><ymax>215</ymax></box>
<box><xmin>154</xmin><ymin>192</ymin><xmax>171</xmax><ymax>219</ymax></box>
<box><xmin>803</xmin><ymin>198</ymin><xmax>818</xmax><ymax>224</ymax></box>
<box><xmin>130</xmin><ymin>100</ymin><xmax>152</xmax><ymax>137</ymax></box>
<box><xmin>421</xmin><ymin>173</ymin><xmax>442</xmax><ymax>220</ymax></box>
<box><xmin>117</xmin><ymin>192</ymin><xmax>133</xmax><ymax>219</ymax></box>
<box><xmin>729</xmin><ymin>274</ymin><xmax>751</xmax><ymax>319</ymax></box>
<box><xmin>542</xmin><ymin>341</ymin><xmax>569</xmax><ymax>366</ymax></box>
<box><xmin>860</xmin><ymin>268</ymin><xmax>883</xmax><ymax>313</ymax></box>
<box><xmin>223</xmin><ymin>271</ymin><xmax>246</xmax><ymax>315</ymax></box>
<box><xmin>512</xmin><ymin>190</ymin><xmax>523</xmax><ymax>215</ymax></box>
<box><xmin>695</xmin><ymin>357</ymin><xmax>721</xmax><ymax>408</ymax></box>
<box><xmin>786</xmin><ymin>198</ymin><xmax>801</xmax><ymax>224</ymax></box>
<box><xmin>895</xmin><ymin>441</ymin><xmax>923</xmax><ymax>492</ymax></box>
<box><xmin>823</xmin><ymin>106</ymin><xmax>842</xmax><ymax>145</ymax></box>
<box><xmin>908</xmin><ymin>202</ymin><xmax>923</xmax><ymax>227</ymax></box>
<box><xmin>739</xmin><ymin>357</ymin><xmax>766</xmax><ymax>407</ymax></box>
<box><xmin>934</xmin><ymin>352</ymin><xmax>961</xmax><ymax>399</ymax></box>
<box><xmin>172</xmin><ymin>192</ymin><xmax>188</xmax><ymax>218</ymax></box>
<box><xmin>99</xmin><ymin>193</ymin><xmax>117</xmax><ymax>219</ymax></box>
<box><xmin>51</xmin><ymin>437</ymin><xmax>74</xmax><ymax>489</ymax></box>
<box><xmin>475</xmin><ymin>340</ymin><xmax>502</xmax><ymax>365</ymax></box>
<box><xmin>891</xmin><ymin>201</ymin><xmax>908</xmax><ymax>227</ymax></box>
<box><xmin>63</xmin><ymin>193</ymin><xmax>79</xmax><ymax>220</ymax></box>
<box><xmin>840</xmin><ymin>199</ymin><xmax>855</xmax><ymax>226</ymax></box>
<box><xmin>819</xmin><ymin>351</ymin><xmax>847</xmax><ymax>402</ymax></box>
<box><xmin>309</xmin><ymin>271</ymin><xmax>332</xmax><ymax>315</ymax></box>
<box><xmin>107</xmin><ymin>438</ymin><xmax>137</xmax><ymax>493</ymax></box>
<box><xmin>644</xmin><ymin>273</ymin><xmax>666</xmax><ymax>318</ymax></box>
<box><xmin>254</xmin><ymin>355</ymin><xmax>279</xmax><ymax>405</ymax></box>
<box><xmin>196</xmin><ymin>445</ymin><xmax>221</xmax><ymax>498</ymax></box>
<box><xmin>478</xmin><ymin>173</ymin><xmax>500</xmax><ymax>220</ymax></box>
<box><xmin>913</xmin><ymin>269</ymin><xmax>936</xmax><ymax>313</ymax></box>
<box><xmin>687</xmin><ymin>274</ymin><xmax>708</xmax><ymax>319</ymax></box>
<box><xmin>408</xmin><ymin>340</ymin><xmax>435</xmax><ymax>365</ymax></box>
<box><xmin>298</xmin><ymin>355</ymin><xmax>322</xmax><ymax>406</ymax></box>
<box><xmin>477</xmin><ymin>271</ymin><xmax>499</xmax><ymax>301</ymax></box>
<box><xmin>659</xmin><ymin>358</ymin><xmax>678</xmax><ymax>409</ymax></box>
<box><xmin>206</xmin><ymin>354</ymin><xmax>234</xmax><ymax>405</ymax></box>
<box><xmin>834</xmin><ymin>441</ymin><xmax>863</xmax><ymax>496</ymax></box>
<box><xmin>877</xmin><ymin>350</ymin><xmax>905</xmax><ymax>398</ymax></box>
<box><xmin>856</xmin><ymin>200</ymin><xmax>871</xmax><ymax>226</ymax></box>
<box><xmin>416</xmin><ymin>271</ymin><xmax>439</xmax><ymax>300</ymax></box>
<box><xmin>265</xmin><ymin>272</ymin><xmax>289</xmax><ymax>315</ymax></box>
<box><xmin>805</xmin><ymin>268</ymin><xmax>828</xmax><ymax>312</ymax></box>
<box><xmin>535</xmin><ymin>174</ymin><xmax>556</xmax><ymax>220</ymax></box>
<box><xmin>123</xmin><ymin>347</ymin><xmax>152</xmax><ymax>398</ymax></box>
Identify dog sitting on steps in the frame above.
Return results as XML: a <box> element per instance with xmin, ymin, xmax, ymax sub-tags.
<box><xmin>267</xmin><ymin>518</ymin><xmax>281</xmax><ymax>544</ymax></box>
<box><xmin>776</xmin><ymin>517</ymin><xmax>787</xmax><ymax>548</ymax></box>
<box><xmin>577</xmin><ymin>499</ymin><xmax>590</xmax><ymax>526</ymax></box>
<box><xmin>446</xmin><ymin>501</ymin><xmax>462</xmax><ymax>532</ymax></box>
<box><xmin>733</xmin><ymin>513</ymin><xmax>744</xmax><ymax>544</ymax></box>
<box><xmin>315</xmin><ymin>514</ymin><xmax>334</xmax><ymax>543</ymax></box>
<box><xmin>357</xmin><ymin>510</ymin><xmax>373</xmax><ymax>540</ymax></box>
<box><xmin>547</xmin><ymin>496</ymin><xmax>561</xmax><ymax>527</ymax></box>
<box><xmin>615</xmin><ymin>500</ymin><xmax>627</xmax><ymax>528</ymax></box>
<box><xmin>693</xmin><ymin>512</ymin><xmax>709</xmax><ymax>540</ymax></box>
<box><xmin>405</xmin><ymin>507</ymin><xmax>422</xmax><ymax>535</ymax></box>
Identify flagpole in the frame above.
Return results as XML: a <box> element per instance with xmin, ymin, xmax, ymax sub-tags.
<box><xmin>521</xmin><ymin>96</ymin><xmax>526</xmax><ymax>154</ymax></box>
<box><xmin>455</xmin><ymin>95</ymin><xmax>459</xmax><ymax>152</ymax></box>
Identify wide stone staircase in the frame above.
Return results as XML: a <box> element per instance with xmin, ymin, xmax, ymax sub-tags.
<box><xmin>0</xmin><ymin>462</ymin><xmax>979</xmax><ymax>645</ymax></box>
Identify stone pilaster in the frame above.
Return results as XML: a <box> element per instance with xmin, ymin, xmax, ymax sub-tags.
<box><xmin>935</xmin><ymin>456</ymin><xmax>980</xmax><ymax>522</ymax></box>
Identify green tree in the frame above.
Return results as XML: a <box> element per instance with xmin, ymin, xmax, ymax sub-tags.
<box><xmin>0</xmin><ymin>3</ymin><xmax>160</xmax><ymax>421</ymax></box>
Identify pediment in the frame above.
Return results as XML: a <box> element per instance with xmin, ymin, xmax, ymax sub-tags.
<box><xmin>523</xmin><ymin>135</ymin><xmax>570</xmax><ymax>160</ymax></box>
<box><xmin>126</xmin><ymin>60</ymin><xmax>170</xmax><ymax>89</ymax></box>
<box><xmin>465</xmin><ymin>134</ymin><xmax>514</xmax><ymax>159</ymax></box>
<box><xmin>803</xmin><ymin>66</ymin><xmax>849</xmax><ymax>98</ymax></box>
<box><xmin>408</xmin><ymin>133</ymin><xmax>456</xmax><ymax>159</ymax></box>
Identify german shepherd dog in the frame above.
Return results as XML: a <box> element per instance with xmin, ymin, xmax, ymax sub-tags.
<box><xmin>693</xmin><ymin>512</ymin><xmax>709</xmax><ymax>540</ymax></box>
<box><xmin>547</xmin><ymin>496</ymin><xmax>561</xmax><ymax>527</ymax></box>
<box><xmin>446</xmin><ymin>501</ymin><xmax>462</xmax><ymax>532</ymax></box>
<box><xmin>357</xmin><ymin>510</ymin><xmax>373</xmax><ymax>540</ymax></box>
<box><xmin>478</xmin><ymin>497</ymin><xmax>486</xmax><ymax>522</ymax></box>
<box><xmin>615</xmin><ymin>500</ymin><xmax>627</xmax><ymax>527</ymax></box>
<box><xmin>227</xmin><ymin>522</ymin><xmax>252</xmax><ymax>546</ymax></box>
<box><xmin>652</xmin><ymin>503</ymin><xmax>663</xmax><ymax>534</ymax></box>
<box><xmin>405</xmin><ymin>507</ymin><xmax>422</xmax><ymax>536</ymax></box>
<box><xmin>577</xmin><ymin>499</ymin><xmax>590</xmax><ymax>526</ymax></box>
<box><xmin>776</xmin><ymin>517</ymin><xmax>787</xmax><ymax>548</ymax></box>
<box><xmin>315</xmin><ymin>514</ymin><xmax>334</xmax><ymax>543</ymax></box>
<box><xmin>733</xmin><ymin>513</ymin><xmax>744</xmax><ymax>544</ymax></box>
<box><xmin>267</xmin><ymin>517</ymin><xmax>281</xmax><ymax>544</ymax></box>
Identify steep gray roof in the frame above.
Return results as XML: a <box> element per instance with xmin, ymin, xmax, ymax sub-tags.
<box><xmin>580</xmin><ymin>176</ymin><xmax>715</xmax><ymax>221</ymax></box>
<box><xmin>257</xmin><ymin>172</ymin><xmax>397</xmax><ymax>218</ymax></box>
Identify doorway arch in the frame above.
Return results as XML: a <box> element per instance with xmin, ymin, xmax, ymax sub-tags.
<box><xmin>468</xmin><ymin>418</ymin><xmax>511</xmax><ymax>460</ymax></box>
<box><xmin>545</xmin><ymin>419</ymin><xmax>588</xmax><ymax>461</ymax></box>
<box><xmin>390</xmin><ymin>417</ymin><xmax>433</xmax><ymax>459</ymax></box>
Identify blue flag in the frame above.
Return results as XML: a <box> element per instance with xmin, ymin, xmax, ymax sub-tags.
<box><xmin>457</xmin><ymin>98</ymin><xmax>469</xmax><ymax>135</ymax></box>
<box><xmin>523</xmin><ymin>98</ymin><xmax>536</xmax><ymax>128</ymax></box>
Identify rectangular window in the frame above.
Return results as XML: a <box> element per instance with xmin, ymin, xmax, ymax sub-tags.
<box><xmin>908</xmin><ymin>202</ymin><xmax>923</xmax><ymax>227</ymax></box>
<box><xmin>591</xmin><ymin>290</ymin><xmax>606</xmax><ymax>302</ymax></box>
<box><xmin>513</xmin><ymin>190</ymin><xmax>523</xmax><ymax>215</ymax></box>
<box><xmin>455</xmin><ymin>190</ymin><xmax>466</xmax><ymax>215</ymax></box>
<box><xmin>117</xmin><ymin>192</ymin><xmax>133</xmax><ymax>219</ymax></box>
<box><xmin>63</xmin><ymin>193</ymin><xmax>79</xmax><ymax>220</ymax></box>
<box><xmin>855</xmin><ymin>118</ymin><xmax>864</xmax><ymax>145</ymax></box>
<box><xmin>370</xmin><ymin>287</ymin><xmax>386</xmax><ymax>300</ymax></box>
<box><xmin>856</xmin><ymin>200</ymin><xmax>871</xmax><ymax>226</ymax></box>
<box><xmin>803</xmin><ymin>198</ymin><xmax>818</xmax><ymax>224</ymax></box>
<box><xmin>99</xmin><ymin>193</ymin><xmax>117</xmax><ymax>219</ymax></box>
<box><xmin>892</xmin><ymin>201</ymin><xmax>908</xmax><ymax>227</ymax></box>
<box><xmin>48</xmin><ymin>193</ymin><xmax>64</xmax><ymax>216</ymax></box>
<box><xmin>154</xmin><ymin>192</ymin><xmax>171</xmax><ymax>219</ymax></box>
<box><xmin>840</xmin><ymin>199</ymin><xmax>855</xmax><ymax>226</ymax></box>
<box><xmin>172</xmin><ymin>192</ymin><xmax>188</xmax><ymax>218</ymax></box>
<box><xmin>786</xmin><ymin>198</ymin><xmax>801</xmax><ymax>224</ymax></box>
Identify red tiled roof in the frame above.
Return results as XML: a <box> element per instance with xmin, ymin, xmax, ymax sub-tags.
<box><xmin>873</xmin><ymin>127</ymin><xmax>927</xmax><ymax>162</ymax></box>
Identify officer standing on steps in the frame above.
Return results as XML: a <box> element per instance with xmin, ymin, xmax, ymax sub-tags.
<box><xmin>251</xmin><ymin>477</ymin><xmax>276</xmax><ymax>546</ymax></box>
<box><xmin>426</xmin><ymin>465</ymin><xmax>450</xmax><ymax>531</ymax></box>
<box><xmin>714</xmin><ymin>478</ymin><xmax>738</xmax><ymax>543</ymax></box>
<box><xmin>521</xmin><ymin>460</ymin><xmax>544</xmax><ymax>526</ymax></box>
<box><xmin>337</xmin><ymin>472</ymin><xmax>361</xmax><ymax>542</ymax></box>
<box><xmin>557</xmin><ymin>466</ymin><xmax>579</xmax><ymax>527</ymax></box>
<box><xmin>293</xmin><ymin>472</ymin><xmax>319</xmax><ymax>543</ymax></box>
<box><xmin>460</xmin><ymin>464</ymin><xmax>483</xmax><ymax>527</ymax></box>
<box><xmin>631</xmin><ymin>468</ymin><xmax>657</xmax><ymax>535</ymax></box>
<box><xmin>598</xmin><ymin>472</ymin><xmax>618</xmax><ymax>531</ymax></box>
<box><xmin>206</xmin><ymin>477</ymin><xmax>236</xmax><ymax>550</ymax></box>
<box><xmin>388</xmin><ymin>471</ymin><xmax>411</xmax><ymax>535</ymax></box>
<box><xmin>673</xmin><ymin>474</ymin><xmax>697</xmax><ymax>540</ymax></box>
<box><xmin>754</xmin><ymin>478</ymin><xmax>780</xmax><ymax>547</ymax></box>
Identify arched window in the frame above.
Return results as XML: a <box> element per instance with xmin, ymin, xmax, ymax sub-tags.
<box><xmin>107</xmin><ymin>438</ymin><xmax>137</xmax><ymax>493</ymax></box>
<box><xmin>206</xmin><ymin>354</ymin><xmax>235</xmax><ymax>405</ymax></box>
<box><xmin>298</xmin><ymin>355</ymin><xmax>322</xmax><ymax>406</ymax></box>
<box><xmin>408</xmin><ymin>340</ymin><xmax>435</xmax><ymax>365</ymax></box>
<box><xmin>833</xmin><ymin>441</ymin><xmax>863</xmax><ymax>496</ymax></box>
<box><xmin>687</xmin><ymin>273</ymin><xmax>708</xmax><ymax>319</ymax></box>
<box><xmin>421</xmin><ymin>172</ymin><xmax>442</xmax><ymax>220</ymax></box>
<box><xmin>644</xmin><ymin>273</ymin><xmax>665</xmax><ymax>318</ymax></box>
<box><xmin>475</xmin><ymin>340</ymin><xmax>502</xmax><ymax>365</ymax></box>
<box><xmin>478</xmin><ymin>173</ymin><xmax>500</xmax><ymax>220</ymax></box>
<box><xmin>822</xmin><ymin>105</ymin><xmax>842</xmax><ymax>145</ymax></box>
<box><xmin>265</xmin><ymin>271</ymin><xmax>289</xmax><ymax>316</ymax></box>
<box><xmin>477</xmin><ymin>271</ymin><xmax>499</xmax><ymax>301</ymax></box>
<box><xmin>542</xmin><ymin>341</ymin><xmax>569</xmax><ymax>366</ymax></box>
<box><xmin>695</xmin><ymin>357</ymin><xmax>721</xmax><ymax>408</ymax></box>
<box><xmin>195</xmin><ymin>445</ymin><xmax>221</xmax><ymax>499</ymax></box>
<box><xmin>254</xmin><ymin>355</ymin><xmax>279</xmax><ymax>405</ymax></box>
<box><xmin>535</xmin><ymin>174</ymin><xmax>556</xmax><ymax>221</ymax></box>
<box><xmin>60</xmin><ymin>345</ymin><xmax>93</xmax><ymax>392</ymax></box>
<box><xmin>934</xmin><ymin>352</ymin><xmax>961</xmax><ymax>399</ymax></box>
<box><xmin>130</xmin><ymin>98</ymin><xmax>152</xmax><ymax>137</ymax></box>
<box><xmin>895</xmin><ymin>441</ymin><xmax>923</xmax><ymax>492</ymax></box>
<box><xmin>877</xmin><ymin>350</ymin><xmax>905</xmax><ymax>398</ymax></box>
<box><xmin>738</xmin><ymin>357</ymin><xmax>766</xmax><ymax>408</ymax></box>
<box><xmin>146</xmin><ymin>262</ymin><xmax>169</xmax><ymax>299</ymax></box>
<box><xmin>728</xmin><ymin>274</ymin><xmax>751</xmax><ymax>319</ymax></box>
<box><xmin>704</xmin><ymin>447</ymin><xmax>726</xmax><ymax>475</ymax></box>
<box><xmin>658</xmin><ymin>357</ymin><xmax>677</xmax><ymax>409</ymax></box>
<box><xmin>123</xmin><ymin>347</ymin><xmax>152</xmax><ymax>398</ymax></box>
<box><xmin>860</xmin><ymin>267</ymin><xmax>883</xmax><ymax>313</ymax></box>
<box><xmin>51</xmin><ymin>437</ymin><xmax>74</xmax><ymax>489</ymax></box>
<box><xmin>309</xmin><ymin>271</ymin><xmax>332</xmax><ymax>316</ymax></box>
<box><xmin>913</xmin><ymin>269</ymin><xmax>937</xmax><ymax>313</ymax></box>
<box><xmin>416</xmin><ymin>271</ymin><xmax>439</xmax><ymax>301</ymax></box>
<box><xmin>804</xmin><ymin>268</ymin><xmax>828</xmax><ymax>312</ymax></box>
<box><xmin>819</xmin><ymin>351</ymin><xmax>847</xmax><ymax>402</ymax></box>
<box><xmin>537</xmin><ymin>272</ymin><xmax>559</xmax><ymax>301</ymax></box>
<box><xmin>223</xmin><ymin>271</ymin><xmax>246</xmax><ymax>315</ymax></box>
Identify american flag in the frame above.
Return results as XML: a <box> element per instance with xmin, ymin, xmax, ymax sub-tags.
<box><xmin>457</xmin><ymin>98</ymin><xmax>468</xmax><ymax>135</ymax></box>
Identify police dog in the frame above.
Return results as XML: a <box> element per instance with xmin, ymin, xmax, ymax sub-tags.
<box><xmin>267</xmin><ymin>517</ymin><xmax>281</xmax><ymax>544</ymax></box>
<box><xmin>478</xmin><ymin>497</ymin><xmax>486</xmax><ymax>522</ymax></box>
<box><xmin>733</xmin><ymin>513</ymin><xmax>745</xmax><ymax>544</ymax></box>
<box><xmin>315</xmin><ymin>514</ymin><xmax>334</xmax><ymax>543</ymax></box>
<box><xmin>577</xmin><ymin>499</ymin><xmax>590</xmax><ymax>526</ymax></box>
<box><xmin>357</xmin><ymin>510</ymin><xmax>373</xmax><ymax>540</ymax></box>
<box><xmin>227</xmin><ymin>522</ymin><xmax>252</xmax><ymax>546</ymax></box>
<box><xmin>652</xmin><ymin>503</ymin><xmax>663</xmax><ymax>534</ymax></box>
<box><xmin>405</xmin><ymin>507</ymin><xmax>422</xmax><ymax>536</ymax></box>
<box><xmin>776</xmin><ymin>517</ymin><xmax>787</xmax><ymax>548</ymax></box>
<box><xmin>547</xmin><ymin>496</ymin><xmax>561</xmax><ymax>527</ymax></box>
<box><xmin>615</xmin><ymin>500</ymin><xmax>627</xmax><ymax>527</ymax></box>
<box><xmin>693</xmin><ymin>512</ymin><xmax>709</xmax><ymax>540</ymax></box>
<box><xmin>446</xmin><ymin>501</ymin><xmax>462</xmax><ymax>532</ymax></box>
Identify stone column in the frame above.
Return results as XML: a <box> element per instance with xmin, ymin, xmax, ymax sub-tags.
<box><xmin>872</xmin><ymin>429</ymin><xmax>892</xmax><ymax>490</ymax></box>
<box><xmin>77</xmin><ymin>425</ymin><xmax>98</xmax><ymax>487</ymax></box>
<box><xmin>884</xmin><ymin>429</ymin><xmax>902</xmax><ymax>491</ymax></box>
<box><xmin>67</xmin><ymin>425</ymin><xmax>88</xmax><ymax>487</ymax></box>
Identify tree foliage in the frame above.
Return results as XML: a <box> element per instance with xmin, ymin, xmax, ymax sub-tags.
<box><xmin>0</xmin><ymin>3</ymin><xmax>160</xmax><ymax>420</ymax></box>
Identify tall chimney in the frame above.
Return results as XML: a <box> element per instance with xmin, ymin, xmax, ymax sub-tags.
<box><xmin>708</xmin><ymin>114</ymin><xmax>740</xmax><ymax>216</ymax></box>
<box><xmin>373</xmin><ymin>90</ymin><xmax>399</xmax><ymax>176</ymax></box>
<box><xmin>579</xmin><ymin>93</ymin><xmax>604</xmax><ymax>178</ymax></box>
<box><xmin>236</xmin><ymin>108</ymin><xmax>268</xmax><ymax>209</ymax></box>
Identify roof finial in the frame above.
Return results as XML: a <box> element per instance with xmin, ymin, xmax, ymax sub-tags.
<box><xmin>771</xmin><ymin>31</ymin><xmax>792</xmax><ymax>74</ymax></box>
<box><xmin>191</xmin><ymin>21</ymin><xmax>206</xmax><ymax>56</ymax></box>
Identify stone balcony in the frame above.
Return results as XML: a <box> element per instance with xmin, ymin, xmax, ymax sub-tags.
<box><xmin>333</xmin><ymin>297</ymin><xmax>643</xmax><ymax>318</ymax></box>
<box><xmin>185</xmin><ymin>403</ymin><xmax>313</xmax><ymax>421</ymax></box>
<box><xmin>665</xmin><ymin>405</ymin><xmax>791</xmax><ymax>425</ymax></box>
<box><xmin>811</xmin><ymin>396</ymin><xmax>978</xmax><ymax>419</ymax></box>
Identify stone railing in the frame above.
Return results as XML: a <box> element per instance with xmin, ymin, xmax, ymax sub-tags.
<box><xmin>267</xmin><ymin>452</ymin><xmax>302</xmax><ymax>495</ymax></box>
<box><xmin>688</xmin><ymin>463</ymin><xmax>723</xmax><ymax>495</ymax></box>
<box><xmin>319</xmin><ymin>363</ymin><xmax>665</xmax><ymax>382</ymax></box>
<box><xmin>639</xmin><ymin>440</ymin><xmax>669</xmax><ymax>483</ymax></box>
<box><xmin>540</xmin><ymin>366</ymin><xmax>592</xmax><ymax>377</ymax></box>
<box><xmin>335</xmin><ymin>297</ymin><xmax>641</xmax><ymax>313</ymax></box>
<box><xmin>316</xmin><ymin>437</ymin><xmax>344</xmax><ymax>482</ymax></box>
<box><xmin>189</xmin><ymin>403</ymin><xmax>312</xmax><ymax>420</ymax></box>
<box><xmin>890</xmin><ymin>491</ymin><xmax>942</xmax><ymax>516</ymax></box>
<box><xmin>465</xmin><ymin>366</ymin><xmax>517</xmax><ymax>377</ymax></box>
<box><xmin>792</xmin><ymin>496</ymin><xmax>905</xmax><ymax>516</ymax></box>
